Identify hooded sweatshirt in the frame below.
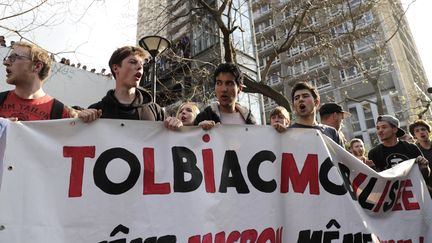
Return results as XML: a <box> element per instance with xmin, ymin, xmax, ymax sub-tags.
<box><xmin>89</xmin><ymin>88</ymin><xmax>165</xmax><ymax>121</ymax></box>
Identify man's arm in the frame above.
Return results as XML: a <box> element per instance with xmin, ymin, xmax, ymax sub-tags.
<box><xmin>367</xmin><ymin>148</ymin><xmax>382</xmax><ymax>172</ymax></box>
<box><xmin>194</xmin><ymin>107</ymin><xmax>221</xmax><ymax>130</ymax></box>
<box><xmin>411</xmin><ymin>143</ymin><xmax>431</xmax><ymax>178</ymax></box>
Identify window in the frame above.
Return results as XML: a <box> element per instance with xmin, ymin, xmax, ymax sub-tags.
<box><xmin>264</xmin><ymin>98</ymin><xmax>277</xmax><ymax>110</ymax></box>
<box><xmin>331</xmin><ymin>22</ymin><xmax>353</xmax><ymax>38</ymax></box>
<box><xmin>338</xmin><ymin>44</ymin><xmax>351</xmax><ymax>56</ymax></box>
<box><xmin>311</xmin><ymin>74</ymin><xmax>331</xmax><ymax>90</ymax></box>
<box><xmin>289</xmin><ymin>43</ymin><xmax>305</xmax><ymax>57</ymax></box>
<box><xmin>362</xmin><ymin>103</ymin><xmax>375</xmax><ymax>129</ymax></box>
<box><xmin>340</xmin><ymin>66</ymin><xmax>360</xmax><ymax>82</ymax></box>
<box><xmin>308</xmin><ymin>55</ymin><xmax>326</xmax><ymax>70</ymax></box>
<box><xmin>310</xmin><ymin>69</ymin><xmax>331</xmax><ymax>89</ymax></box>
<box><xmin>255</xmin><ymin>18</ymin><xmax>273</xmax><ymax>33</ymax></box>
<box><xmin>355</xmin><ymin>35</ymin><xmax>375</xmax><ymax>52</ymax></box>
<box><xmin>349</xmin><ymin>107</ymin><xmax>361</xmax><ymax>132</ymax></box>
<box><xmin>272</xmin><ymin>56</ymin><xmax>281</xmax><ymax>65</ymax></box>
<box><xmin>307</xmin><ymin>15</ymin><xmax>317</xmax><ymax>27</ymax></box>
<box><xmin>329</xmin><ymin>5</ymin><xmax>342</xmax><ymax>17</ymax></box>
<box><xmin>260</xmin><ymin>56</ymin><xmax>280</xmax><ymax>68</ymax></box>
<box><xmin>268</xmin><ymin>72</ymin><xmax>281</xmax><ymax>85</ymax></box>
<box><xmin>192</xmin><ymin>13</ymin><xmax>217</xmax><ymax>55</ymax></box>
<box><xmin>349</xmin><ymin>0</ymin><xmax>363</xmax><ymax>7</ymax></box>
<box><xmin>256</xmin><ymin>4</ymin><xmax>271</xmax><ymax>15</ymax></box>
<box><xmin>292</xmin><ymin>61</ymin><xmax>306</xmax><ymax>75</ymax></box>
<box><xmin>357</xmin><ymin>11</ymin><xmax>374</xmax><ymax>27</ymax></box>
<box><xmin>391</xmin><ymin>94</ymin><xmax>404</xmax><ymax>121</ymax></box>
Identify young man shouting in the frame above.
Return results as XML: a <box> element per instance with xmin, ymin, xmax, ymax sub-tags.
<box><xmin>289</xmin><ymin>82</ymin><xmax>342</xmax><ymax>145</ymax></box>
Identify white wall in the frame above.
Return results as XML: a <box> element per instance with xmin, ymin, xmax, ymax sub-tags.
<box><xmin>0</xmin><ymin>47</ymin><xmax>115</xmax><ymax>108</ymax></box>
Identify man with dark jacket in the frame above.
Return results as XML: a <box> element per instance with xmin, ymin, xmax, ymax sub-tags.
<box><xmin>408</xmin><ymin>119</ymin><xmax>432</xmax><ymax>197</ymax></box>
<box><xmin>79</xmin><ymin>46</ymin><xmax>181</xmax><ymax>129</ymax></box>
<box><xmin>194</xmin><ymin>63</ymin><xmax>256</xmax><ymax>130</ymax></box>
<box><xmin>289</xmin><ymin>82</ymin><xmax>342</xmax><ymax>145</ymax></box>
<box><xmin>88</xmin><ymin>88</ymin><xmax>164</xmax><ymax>121</ymax></box>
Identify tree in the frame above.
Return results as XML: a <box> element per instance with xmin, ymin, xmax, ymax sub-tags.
<box><xmin>0</xmin><ymin>0</ymin><xmax>137</xmax><ymax>69</ymax></box>
<box><xmin>139</xmin><ymin>0</ymin><xmax>428</xmax><ymax>121</ymax></box>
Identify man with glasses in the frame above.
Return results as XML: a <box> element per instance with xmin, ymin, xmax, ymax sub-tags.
<box><xmin>1</xmin><ymin>41</ymin><xmax>72</xmax><ymax>120</ymax></box>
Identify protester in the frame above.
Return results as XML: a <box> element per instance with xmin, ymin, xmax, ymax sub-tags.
<box><xmin>176</xmin><ymin>102</ymin><xmax>199</xmax><ymax>126</ymax></box>
<box><xmin>409</xmin><ymin>120</ymin><xmax>432</xmax><ymax>159</ymax></box>
<box><xmin>368</xmin><ymin>115</ymin><xmax>430</xmax><ymax>180</ymax></box>
<box><xmin>269</xmin><ymin>106</ymin><xmax>290</xmax><ymax>133</ymax></box>
<box><xmin>348</xmin><ymin>138</ymin><xmax>375</xmax><ymax>168</ymax></box>
<box><xmin>0</xmin><ymin>41</ymin><xmax>73</xmax><ymax>120</ymax></box>
<box><xmin>79</xmin><ymin>46</ymin><xmax>182</xmax><ymax>130</ymax></box>
<box><xmin>319</xmin><ymin>102</ymin><xmax>350</xmax><ymax>145</ymax></box>
<box><xmin>409</xmin><ymin>119</ymin><xmax>432</xmax><ymax>197</ymax></box>
<box><xmin>194</xmin><ymin>63</ymin><xmax>256</xmax><ymax>130</ymax></box>
<box><xmin>289</xmin><ymin>82</ymin><xmax>342</xmax><ymax>145</ymax></box>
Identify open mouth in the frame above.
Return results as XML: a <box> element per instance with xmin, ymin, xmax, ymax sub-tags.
<box><xmin>135</xmin><ymin>72</ymin><xmax>142</xmax><ymax>79</ymax></box>
<box><xmin>220</xmin><ymin>95</ymin><xmax>230</xmax><ymax>101</ymax></box>
<box><xmin>299</xmin><ymin>104</ymin><xmax>306</xmax><ymax>110</ymax></box>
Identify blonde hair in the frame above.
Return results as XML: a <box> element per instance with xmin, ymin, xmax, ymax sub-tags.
<box><xmin>176</xmin><ymin>102</ymin><xmax>200</xmax><ymax>119</ymax></box>
<box><xmin>270</xmin><ymin>106</ymin><xmax>290</xmax><ymax>121</ymax></box>
<box><xmin>12</xmin><ymin>41</ymin><xmax>52</xmax><ymax>80</ymax></box>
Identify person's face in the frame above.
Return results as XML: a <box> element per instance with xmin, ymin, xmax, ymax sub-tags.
<box><xmin>293</xmin><ymin>89</ymin><xmax>319</xmax><ymax>118</ymax></box>
<box><xmin>3</xmin><ymin>46</ymin><xmax>35</xmax><ymax>85</ymax></box>
<box><xmin>270</xmin><ymin>114</ymin><xmax>290</xmax><ymax>127</ymax></box>
<box><xmin>351</xmin><ymin>141</ymin><xmax>365</xmax><ymax>157</ymax></box>
<box><xmin>113</xmin><ymin>54</ymin><xmax>144</xmax><ymax>88</ymax></box>
<box><xmin>177</xmin><ymin>103</ymin><xmax>197</xmax><ymax>126</ymax></box>
<box><xmin>413</xmin><ymin>126</ymin><xmax>430</xmax><ymax>142</ymax></box>
<box><xmin>215</xmin><ymin>72</ymin><xmax>240</xmax><ymax>110</ymax></box>
<box><xmin>376</xmin><ymin>121</ymin><xmax>397</xmax><ymax>141</ymax></box>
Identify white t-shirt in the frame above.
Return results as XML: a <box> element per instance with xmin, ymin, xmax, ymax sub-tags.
<box><xmin>220</xmin><ymin>111</ymin><xmax>246</xmax><ymax>125</ymax></box>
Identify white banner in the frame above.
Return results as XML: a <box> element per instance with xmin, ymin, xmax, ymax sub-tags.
<box><xmin>0</xmin><ymin>119</ymin><xmax>431</xmax><ymax>243</ymax></box>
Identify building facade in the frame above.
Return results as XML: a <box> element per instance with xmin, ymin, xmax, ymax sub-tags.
<box><xmin>252</xmin><ymin>0</ymin><xmax>430</xmax><ymax>147</ymax></box>
<box><xmin>136</xmin><ymin>0</ymin><xmax>264</xmax><ymax>123</ymax></box>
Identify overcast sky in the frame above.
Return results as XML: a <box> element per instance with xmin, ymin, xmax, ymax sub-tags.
<box><xmin>1</xmin><ymin>0</ymin><xmax>431</xmax><ymax>85</ymax></box>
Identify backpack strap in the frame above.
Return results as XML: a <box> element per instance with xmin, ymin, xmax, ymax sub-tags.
<box><xmin>0</xmin><ymin>91</ymin><xmax>10</xmax><ymax>106</ymax></box>
<box><xmin>50</xmin><ymin>99</ymin><xmax>65</xmax><ymax>119</ymax></box>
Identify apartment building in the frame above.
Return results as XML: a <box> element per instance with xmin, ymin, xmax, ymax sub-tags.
<box><xmin>253</xmin><ymin>0</ymin><xmax>430</xmax><ymax>147</ymax></box>
<box><xmin>137</xmin><ymin>0</ymin><xmax>264</xmax><ymax>123</ymax></box>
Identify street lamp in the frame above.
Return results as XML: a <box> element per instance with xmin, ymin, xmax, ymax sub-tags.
<box><xmin>139</xmin><ymin>35</ymin><xmax>171</xmax><ymax>103</ymax></box>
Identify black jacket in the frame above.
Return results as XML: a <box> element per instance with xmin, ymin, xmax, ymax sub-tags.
<box><xmin>89</xmin><ymin>88</ymin><xmax>165</xmax><ymax>121</ymax></box>
<box><xmin>289</xmin><ymin>123</ymin><xmax>342</xmax><ymax>146</ymax></box>
<box><xmin>194</xmin><ymin>102</ymin><xmax>256</xmax><ymax>125</ymax></box>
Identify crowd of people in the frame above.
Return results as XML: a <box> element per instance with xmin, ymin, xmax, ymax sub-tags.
<box><xmin>1</xmin><ymin>41</ymin><xmax>431</xmax><ymax>198</ymax></box>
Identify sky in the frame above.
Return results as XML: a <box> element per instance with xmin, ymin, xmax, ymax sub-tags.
<box><xmin>404</xmin><ymin>0</ymin><xmax>432</xmax><ymax>85</ymax></box>
<box><xmin>1</xmin><ymin>0</ymin><xmax>139</xmax><ymax>72</ymax></box>
<box><xmin>1</xmin><ymin>0</ymin><xmax>431</xmax><ymax>85</ymax></box>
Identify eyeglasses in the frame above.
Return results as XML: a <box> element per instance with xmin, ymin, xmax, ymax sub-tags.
<box><xmin>3</xmin><ymin>53</ymin><xmax>32</xmax><ymax>63</ymax></box>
